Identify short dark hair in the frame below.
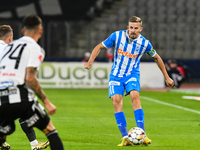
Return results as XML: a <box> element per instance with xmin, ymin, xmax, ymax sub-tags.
<box><xmin>22</xmin><ymin>14</ymin><xmax>42</xmax><ymax>29</ymax></box>
<box><xmin>129</xmin><ymin>16</ymin><xmax>142</xmax><ymax>26</ymax></box>
<box><xmin>0</xmin><ymin>25</ymin><xmax>13</xmax><ymax>39</ymax></box>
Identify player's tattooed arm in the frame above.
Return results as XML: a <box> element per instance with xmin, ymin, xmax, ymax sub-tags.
<box><xmin>26</xmin><ymin>67</ymin><xmax>46</xmax><ymax>102</ymax></box>
<box><xmin>26</xmin><ymin>67</ymin><xmax>57</xmax><ymax>115</ymax></box>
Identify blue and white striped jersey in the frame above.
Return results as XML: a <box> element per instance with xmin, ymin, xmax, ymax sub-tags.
<box><xmin>102</xmin><ymin>30</ymin><xmax>156</xmax><ymax>77</ymax></box>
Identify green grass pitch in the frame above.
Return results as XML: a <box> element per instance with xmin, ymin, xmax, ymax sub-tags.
<box><xmin>6</xmin><ymin>89</ymin><xmax>200</xmax><ymax>150</ymax></box>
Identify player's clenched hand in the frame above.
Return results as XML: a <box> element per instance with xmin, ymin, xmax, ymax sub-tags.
<box><xmin>43</xmin><ymin>97</ymin><xmax>57</xmax><ymax>115</ymax></box>
<box><xmin>84</xmin><ymin>62</ymin><xmax>92</xmax><ymax>70</ymax></box>
<box><xmin>165</xmin><ymin>77</ymin><xmax>174</xmax><ymax>87</ymax></box>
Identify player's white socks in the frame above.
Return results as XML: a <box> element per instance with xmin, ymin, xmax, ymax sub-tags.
<box><xmin>30</xmin><ymin>140</ymin><xmax>38</xmax><ymax>146</ymax></box>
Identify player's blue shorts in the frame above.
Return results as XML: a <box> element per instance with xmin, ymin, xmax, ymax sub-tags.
<box><xmin>108</xmin><ymin>74</ymin><xmax>140</xmax><ymax>98</ymax></box>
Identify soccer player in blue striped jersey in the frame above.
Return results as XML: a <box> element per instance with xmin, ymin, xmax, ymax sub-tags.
<box><xmin>84</xmin><ymin>16</ymin><xmax>174</xmax><ymax>146</ymax></box>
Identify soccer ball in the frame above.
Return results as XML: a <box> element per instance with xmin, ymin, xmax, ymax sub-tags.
<box><xmin>128</xmin><ymin>127</ymin><xmax>146</xmax><ymax>145</ymax></box>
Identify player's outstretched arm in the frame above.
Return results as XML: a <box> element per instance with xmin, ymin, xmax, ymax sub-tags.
<box><xmin>84</xmin><ymin>43</ymin><xmax>105</xmax><ymax>69</ymax></box>
<box><xmin>153</xmin><ymin>54</ymin><xmax>174</xmax><ymax>87</ymax></box>
<box><xmin>26</xmin><ymin>67</ymin><xmax>56</xmax><ymax>115</ymax></box>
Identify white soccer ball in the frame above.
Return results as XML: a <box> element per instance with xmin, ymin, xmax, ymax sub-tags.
<box><xmin>128</xmin><ymin>127</ymin><xmax>146</xmax><ymax>145</ymax></box>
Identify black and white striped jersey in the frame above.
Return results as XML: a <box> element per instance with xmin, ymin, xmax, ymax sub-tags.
<box><xmin>0</xmin><ymin>36</ymin><xmax>45</xmax><ymax>104</ymax></box>
<box><xmin>0</xmin><ymin>40</ymin><xmax>7</xmax><ymax>54</ymax></box>
<box><xmin>0</xmin><ymin>36</ymin><xmax>45</xmax><ymax>86</ymax></box>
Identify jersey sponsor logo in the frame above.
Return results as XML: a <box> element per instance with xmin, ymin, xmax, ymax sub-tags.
<box><xmin>1</xmin><ymin>72</ymin><xmax>16</xmax><ymax>76</ymax></box>
<box><xmin>0</xmin><ymin>89</ymin><xmax>17</xmax><ymax>96</ymax></box>
<box><xmin>109</xmin><ymin>81</ymin><xmax>120</xmax><ymax>86</ymax></box>
<box><xmin>0</xmin><ymin>81</ymin><xmax>14</xmax><ymax>89</ymax></box>
<box><xmin>117</xmin><ymin>49</ymin><xmax>138</xmax><ymax>58</ymax></box>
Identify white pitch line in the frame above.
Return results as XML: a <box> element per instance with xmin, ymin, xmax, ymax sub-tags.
<box><xmin>182</xmin><ymin>96</ymin><xmax>200</xmax><ymax>101</ymax></box>
<box><xmin>141</xmin><ymin>96</ymin><xmax>200</xmax><ymax>114</ymax></box>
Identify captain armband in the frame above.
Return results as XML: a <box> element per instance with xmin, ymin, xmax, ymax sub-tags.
<box><xmin>147</xmin><ymin>49</ymin><xmax>156</xmax><ymax>57</ymax></box>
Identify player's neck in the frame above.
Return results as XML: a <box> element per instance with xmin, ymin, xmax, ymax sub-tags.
<box><xmin>24</xmin><ymin>34</ymin><xmax>40</xmax><ymax>42</ymax></box>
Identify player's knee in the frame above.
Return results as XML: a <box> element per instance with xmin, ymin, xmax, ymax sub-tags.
<box><xmin>112</xmin><ymin>96</ymin><xmax>122</xmax><ymax>107</ymax></box>
<box><xmin>130</xmin><ymin>93</ymin><xmax>140</xmax><ymax>102</ymax></box>
<box><xmin>111</xmin><ymin>96</ymin><xmax>123</xmax><ymax>112</ymax></box>
<box><xmin>43</xmin><ymin>120</ymin><xmax>56</xmax><ymax>135</ymax></box>
<box><xmin>111</xmin><ymin>94</ymin><xmax>123</xmax><ymax>102</ymax></box>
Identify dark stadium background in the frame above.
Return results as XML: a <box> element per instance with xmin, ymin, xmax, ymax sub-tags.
<box><xmin>0</xmin><ymin>0</ymin><xmax>199</xmax><ymax>83</ymax></box>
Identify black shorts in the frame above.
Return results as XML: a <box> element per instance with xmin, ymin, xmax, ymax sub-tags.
<box><xmin>0</xmin><ymin>86</ymin><xmax>50</xmax><ymax>136</ymax></box>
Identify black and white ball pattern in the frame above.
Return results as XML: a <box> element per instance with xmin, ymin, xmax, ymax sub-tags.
<box><xmin>128</xmin><ymin>127</ymin><xmax>146</xmax><ymax>145</ymax></box>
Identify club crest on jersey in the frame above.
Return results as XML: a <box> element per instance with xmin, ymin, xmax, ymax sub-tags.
<box><xmin>135</xmin><ymin>45</ymin><xmax>140</xmax><ymax>53</ymax></box>
<box><xmin>38</xmin><ymin>55</ymin><xmax>43</xmax><ymax>62</ymax></box>
<box><xmin>117</xmin><ymin>49</ymin><xmax>138</xmax><ymax>58</ymax></box>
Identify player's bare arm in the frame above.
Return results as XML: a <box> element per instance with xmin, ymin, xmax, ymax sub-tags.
<box><xmin>26</xmin><ymin>67</ymin><xmax>56</xmax><ymax>115</ymax></box>
<box><xmin>26</xmin><ymin>67</ymin><xmax>46</xmax><ymax>100</ymax></box>
<box><xmin>84</xmin><ymin>43</ymin><xmax>105</xmax><ymax>69</ymax></box>
<box><xmin>153</xmin><ymin>53</ymin><xmax>174</xmax><ymax>87</ymax></box>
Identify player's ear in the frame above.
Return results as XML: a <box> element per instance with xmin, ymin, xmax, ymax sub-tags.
<box><xmin>8</xmin><ymin>35</ymin><xmax>13</xmax><ymax>43</ymax></box>
<box><xmin>21</xmin><ymin>28</ymin><xmax>25</xmax><ymax>35</ymax></box>
<box><xmin>127</xmin><ymin>26</ymin><xmax>129</xmax><ymax>30</ymax></box>
<box><xmin>139</xmin><ymin>27</ymin><xmax>143</xmax><ymax>32</ymax></box>
<box><xmin>39</xmin><ymin>26</ymin><xmax>43</xmax><ymax>35</ymax></box>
